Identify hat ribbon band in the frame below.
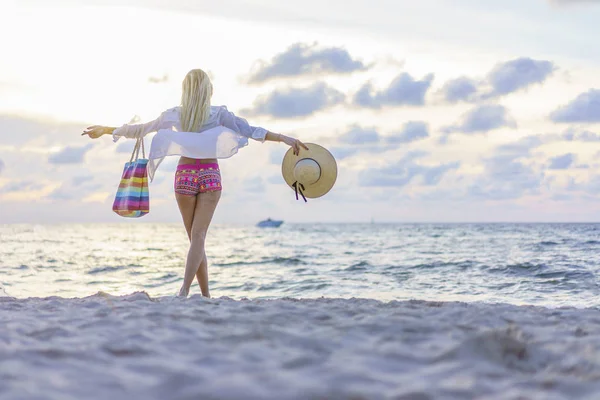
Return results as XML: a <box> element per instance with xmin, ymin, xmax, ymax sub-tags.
<box><xmin>292</xmin><ymin>181</ymin><xmax>307</xmax><ymax>203</ymax></box>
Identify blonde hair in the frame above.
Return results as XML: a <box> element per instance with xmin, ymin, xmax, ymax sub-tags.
<box><xmin>181</xmin><ymin>69</ymin><xmax>213</xmax><ymax>132</ymax></box>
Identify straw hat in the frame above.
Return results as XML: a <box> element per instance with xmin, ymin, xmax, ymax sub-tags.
<box><xmin>281</xmin><ymin>143</ymin><xmax>337</xmax><ymax>201</ymax></box>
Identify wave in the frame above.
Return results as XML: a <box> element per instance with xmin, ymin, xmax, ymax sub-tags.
<box><xmin>487</xmin><ymin>262</ymin><xmax>546</xmax><ymax>275</ymax></box>
<box><xmin>213</xmin><ymin>257</ymin><xmax>306</xmax><ymax>267</ymax></box>
<box><xmin>408</xmin><ymin>261</ymin><xmax>476</xmax><ymax>270</ymax></box>
<box><xmin>88</xmin><ymin>266</ymin><xmax>126</xmax><ymax>275</ymax></box>
<box><xmin>341</xmin><ymin>261</ymin><xmax>372</xmax><ymax>272</ymax></box>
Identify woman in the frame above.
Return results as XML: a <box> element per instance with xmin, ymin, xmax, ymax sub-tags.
<box><xmin>82</xmin><ymin>69</ymin><xmax>308</xmax><ymax>298</ymax></box>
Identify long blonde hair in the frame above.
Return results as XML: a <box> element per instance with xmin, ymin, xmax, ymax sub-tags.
<box><xmin>181</xmin><ymin>69</ymin><xmax>213</xmax><ymax>132</ymax></box>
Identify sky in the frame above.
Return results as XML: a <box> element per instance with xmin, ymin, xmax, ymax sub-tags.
<box><xmin>1</xmin><ymin>0</ymin><xmax>600</xmax><ymax>224</ymax></box>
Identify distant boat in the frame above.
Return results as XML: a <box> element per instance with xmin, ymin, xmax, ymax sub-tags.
<box><xmin>257</xmin><ymin>218</ymin><xmax>283</xmax><ymax>228</ymax></box>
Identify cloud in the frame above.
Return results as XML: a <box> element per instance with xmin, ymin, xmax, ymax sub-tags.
<box><xmin>329</xmin><ymin>147</ymin><xmax>360</xmax><ymax>160</ymax></box>
<box><xmin>484</xmin><ymin>58</ymin><xmax>555</xmax><ymax>98</ymax></box>
<box><xmin>444</xmin><ymin>104</ymin><xmax>516</xmax><ymax>134</ymax></box>
<box><xmin>440</xmin><ymin>57</ymin><xmax>555</xmax><ymax>103</ymax></box>
<box><xmin>46</xmin><ymin>177</ymin><xmax>103</xmax><ymax>201</ymax></box>
<box><xmin>548</xmin><ymin>0</ymin><xmax>599</xmax><ymax>6</ymax></box>
<box><xmin>0</xmin><ymin>114</ymin><xmax>83</xmax><ymax>146</ymax></box>
<box><xmin>550</xmin><ymin>89</ymin><xmax>600</xmax><ymax>123</ymax></box>
<box><xmin>331</xmin><ymin>124</ymin><xmax>427</xmax><ymax>159</ymax></box>
<box><xmin>247</xmin><ymin>43</ymin><xmax>368</xmax><ymax>83</ymax></box>
<box><xmin>354</xmin><ymin>72</ymin><xmax>434</xmax><ymax>108</ymax></box>
<box><xmin>48</xmin><ymin>144</ymin><xmax>94</xmax><ymax>164</ymax></box>
<box><xmin>72</xmin><ymin>175</ymin><xmax>93</xmax><ymax>187</ymax></box>
<box><xmin>269</xmin><ymin>147</ymin><xmax>288</xmax><ymax>165</ymax></box>
<box><xmin>0</xmin><ymin>159</ymin><xmax>4</xmax><ymax>175</ymax></box>
<box><xmin>116</xmin><ymin>141</ymin><xmax>136</xmax><ymax>154</ymax></box>
<box><xmin>468</xmin><ymin>155</ymin><xmax>543</xmax><ymax>200</ymax></box>
<box><xmin>440</xmin><ymin>77</ymin><xmax>479</xmax><ymax>103</ymax></box>
<box><xmin>495</xmin><ymin>135</ymin><xmax>545</xmax><ymax>157</ymax></box>
<box><xmin>242</xmin><ymin>176</ymin><xmax>265</xmax><ymax>193</ymax></box>
<box><xmin>386</xmin><ymin>121</ymin><xmax>429</xmax><ymax>144</ymax></box>
<box><xmin>562</xmin><ymin>129</ymin><xmax>600</xmax><ymax>141</ymax></box>
<box><xmin>358</xmin><ymin>151</ymin><xmax>459</xmax><ymax>187</ymax></box>
<box><xmin>548</xmin><ymin>153</ymin><xmax>575</xmax><ymax>170</ymax></box>
<box><xmin>338</xmin><ymin>126</ymin><xmax>380</xmax><ymax>145</ymax></box>
<box><xmin>244</xmin><ymin>82</ymin><xmax>344</xmax><ymax>118</ymax></box>
<box><xmin>0</xmin><ymin>180</ymin><xmax>37</xmax><ymax>194</ymax></box>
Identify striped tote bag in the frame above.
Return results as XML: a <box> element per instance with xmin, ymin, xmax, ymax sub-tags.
<box><xmin>112</xmin><ymin>137</ymin><xmax>149</xmax><ymax>218</ymax></box>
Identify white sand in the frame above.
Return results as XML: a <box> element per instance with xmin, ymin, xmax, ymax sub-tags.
<box><xmin>1</xmin><ymin>293</ymin><xmax>600</xmax><ymax>400</ymax></box>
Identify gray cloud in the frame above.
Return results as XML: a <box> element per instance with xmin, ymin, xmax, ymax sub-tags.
<box><xmin>358</xmin><ymin>151</ymin><xmax>459</xmax><ymax>187</ymax></box>
<box><xmin>242</xmin><ymin>177</ymin><xmax>265</xmax><ymax>193</ymax></box>
<box><xmin>354</xmin><ymin>72</ymin><xmax>434</xmax><ymax>108</ymax></box>
<box><xmin>339</xmin><ymin>126</ymin><xmax>380</xmax><ymax>145</ymax></box>
<box><xmin>444</xmin><ymin>104</ymin><xmax>516</xmax><ymax>134</ymax></box>
<box><xmin>0</xmin><ymin>180</ymin><xmax>37</xmax><ymax>194</ymax></box>
<box><xmin>550</xmin><ymin>89</ymin><xmax>600</xmax><ymax>123</ymax></box>
<box><xmin>269</xmin><ymin>147</ymin><xmax>288</xmax><ymax>165</ymax></box>
<box><xmin>48</xmin><ymin>144</ymin><xmax>94</xmax><ymax>164</ymax></box>
<box><xmin>495</xmin><ymin>135</ymin><xmax>545</xmax><ymax>157</ymax></box>
<box><xmin>0</xmin><ymin>114</ymin><xmax>84</xmax><ymax>146</ymax></box>
<box><xmin>440</xmin><ymin>77</ymin><xmax>479</xmax><ymax>103</ymax></box>
<box><xmin>421</xmin><ymin>163</ymin><xmax>461</xmax><ymax>185</ymax></box>
<box><xmin>0</xmin><ymin>159</ymin><xmax>4</xmax><ymax>175</ymax></box>
<box><xmin>468</xmin><ymin>155</ymin><xmax>543</xmax><ymax>200</ymax></box>
<box><xmin>47</xmin><ymin>186</ymin><xmax>76</xmax><ymax>201</ymax></box>
<box><xmin>562</xmin><ymin>129</ymin><xmax>600</xmax><ymax>141</ymax></box>
<box><xmin>386</xmin><ymin>121</ymin><xmax>429</xmax><ymax>144</ymax></box>
<box><xmin>548</xmin><ymin>0</ymin><xmax>599</xmax><ymax>6</ymax></box>
<box><xmin>247</xmin><ymin>43</ymin><xmax>368</xmax><ymax>83</ymax></box>
<box><xmin>47</xmin><ymin>178</ymin><xmax>103</xmax><ymax>201</ymax></box>
<box><xmin>548</xmin><ymin>153</ymin><xmax>576</xmax><ymax>170</ymax></box>
<box><xmin>485</xmin><ymin>58</ymin><xmax>555</xmax><ymax>98</ymax></box>
<box><xmin>72</xmin><ymin>176</ymin><xmax>93</xmax><ymax>187</ymax></box>
<box><xmin>331</xmin><ymin>124</ymin><xmax>427</xmax><ymax>159</ymax></box>
<box><xmin>329</xmin><ymin>147</ymin><xmax>360</xmax><ymax>160</ymax></box>
<box><xmin>116</xmin><ymin>141</ymin><xmax>136</xmax><ymax>154</ymax></box>
<box><xmin>440</xmin><ymin>57</ymin><xmax>555</xmax><ymax>104</ymax></box>
<box><xmin>244</xmin><ymin>82</ymin><xmax>344</xmax><ymax>118</ymax></box>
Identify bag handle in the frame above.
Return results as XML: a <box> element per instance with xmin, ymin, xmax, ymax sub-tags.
<box><xmin>140</xmin><ymin>135</ymin><xmax>146</xmax><ymax>159</ymax></box>
<box><xmin>129</xmin><ymin>136</ymin><xmax>146</xmax><ymax>163</ymax></box>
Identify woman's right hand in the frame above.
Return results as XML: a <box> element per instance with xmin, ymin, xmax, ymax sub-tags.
<box><xmin>280</xmin><ymin>134</ymin><xmax>309</xmax><ymax>156</ymax></box>
<box><xmin>81</xmin><ymin>125</ymin><xmax>114</xmax><ymax>139</ymax></box>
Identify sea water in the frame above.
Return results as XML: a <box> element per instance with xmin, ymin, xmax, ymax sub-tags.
<box><xmin>1</xmin><ymin>223</ymin><xmax>599</xmax><ymax>307</ymax></box>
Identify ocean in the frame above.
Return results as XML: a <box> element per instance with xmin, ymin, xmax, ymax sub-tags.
<box><xmin>2</xmin><ymin>222</ymin><xmax>599</xmax><ymax>307</ymax></box>
<box><xmin>3</xmin><ymin>223</ymin><xmax>600</xmax><ymax>399</ymax></box>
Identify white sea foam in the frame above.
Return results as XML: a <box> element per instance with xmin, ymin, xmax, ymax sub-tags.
<box><xmin>1</xmin><ymin>294</ymin><xmax>600</xmax><ymax>399</ymax></box>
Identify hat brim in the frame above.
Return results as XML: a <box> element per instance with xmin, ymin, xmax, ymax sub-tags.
<box><xmin>281</xmin><ymin>143</ymin><xmax>337</xmax><ymax>199</ymax></box>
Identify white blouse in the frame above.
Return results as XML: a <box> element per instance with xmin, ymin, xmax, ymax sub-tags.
<box><xmin>112</xmin><ymin>105</ymin><xmax>268</xmax><ymax>181</ymax></box>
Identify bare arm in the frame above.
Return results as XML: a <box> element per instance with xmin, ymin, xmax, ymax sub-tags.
<box><xmin>264</xmin><ymin>131</ymin><xmax>309</xmax><ymax>156</ymax></box>
<box><xmin>218</xmin><ymin>106</ymin><xmax>308</xmax><ymax>156</ymax></box>
<box><xmin>81</xmin><ymin>125</ymin><xmax>117</xmax><ymax>139</ymax></box>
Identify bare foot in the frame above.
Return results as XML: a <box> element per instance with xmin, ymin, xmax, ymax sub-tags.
<box><xmin>178</xmin><ymin>286</ymin><xmax>189</xmax><ymax>298</ymax></box>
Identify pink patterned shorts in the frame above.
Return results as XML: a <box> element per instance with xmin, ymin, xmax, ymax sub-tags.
<box><xmin>174</xmin><ymin>162</ymin><xmax>222</xmax><ymax>196</ymax></box>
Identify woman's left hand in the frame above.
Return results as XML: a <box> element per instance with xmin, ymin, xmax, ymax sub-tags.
<box><xmin>281</xmin><ymin>135</ymin><xmax>309</xmax><ymax>156</ymax></box>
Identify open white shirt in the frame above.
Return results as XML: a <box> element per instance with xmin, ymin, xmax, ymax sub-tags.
<box><xmin>112</xmin><ymin>105</ymin><xmax>268</xmax><ymax>181</ymax></box>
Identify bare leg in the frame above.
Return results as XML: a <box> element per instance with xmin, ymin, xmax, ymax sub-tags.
<box><xmin>175</xmin><ymin>192</ymin><xmax>208</xmax><ymax>292</ymax></box>
<box><xmin>196</xmin><ymin>251</ymin><xmax>207</xmax><ymax>291</ymax></box>
<box><xmin>176</xmin><ymin>192</ymin><xmax>197</xmax><ymax>241</ymax></box>
<box><xmin>179</xmin><ymin>190</ymin><xmax>221</xmax><ymax>297</ymax></box>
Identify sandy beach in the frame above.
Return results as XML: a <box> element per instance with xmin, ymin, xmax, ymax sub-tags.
<box><xmin>1</xmin><ymin>292</ymin><xmax>600</xmax><ymax>400</ymax></box>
